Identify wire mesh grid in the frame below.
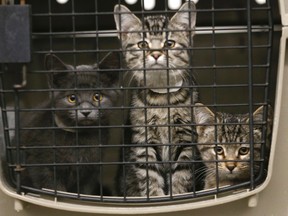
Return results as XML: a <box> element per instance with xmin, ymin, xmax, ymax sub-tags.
<box><xmin>0</xmin><ymin>0</ymin><xmax>274</xmax><ymax>204</ymax></box>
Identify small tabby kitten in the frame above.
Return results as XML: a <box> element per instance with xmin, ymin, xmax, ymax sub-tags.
<box><xmin>114</xmin><ymin>2</ymin><xmax>199</xmax><ymax>196</ymax></box>
<box><xmin>14</xmin><ymin>53</ymin><xmax>120</xmax><ymax>195</ymax></box>
<box><xmin>193</xmin><ymin>103</ymin><xmax>273</xmax><ymax>190</ymax></box>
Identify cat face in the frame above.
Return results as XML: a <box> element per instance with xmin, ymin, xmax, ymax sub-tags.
<box><xmin>45</xmin><ymin>54</ymin><xmax>119</xmax><ymax>129</ymax></box>
<box><xmin>53</xmin><ymin>86</ymin><xmax>110</xmax><ymax>128</ymax></box>
<box><xmin>201</xmin><ymin>142</ymin><xmax>261</xmax><ymax>183</ymax></box>
<box><xmin>114</xmin><ymin>2</ymin><xmax>196</xmax><ymax>91</ymax></box>
<box><xmin>193</xmin><ymin>103</ymin><xmax>273</xmax><ymax>187</ymax></box>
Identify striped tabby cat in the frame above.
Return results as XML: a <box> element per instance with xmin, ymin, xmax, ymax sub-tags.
<box><xmin>114</xmin><ymin>2</ymin><xmax>199</xmax><ymax>196</ymax></box>
<box><xmin>193</xmin><ymin>103</ymin><xmax>273</xmax><ymax>189</ymax></box>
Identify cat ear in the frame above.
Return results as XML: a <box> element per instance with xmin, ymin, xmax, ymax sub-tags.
<box><xmin>246</xmin><ymin>105</ymin><xmax>273</xmax><ymax>123</ymax></box>
<box><xmin>194</xmin><ymin>103</ymin><xmax>215</xmax><ymax>135</ymax></box>
<box><xmin>97</xmin><ymin>52</ymin><xmax>122</xmax><ymax>85</ymax></box>
<box><xmin>98</xmin><ymin>52</ymin><xmax>121</xmax><ymax>69</ymax></box>
<box><xmin>245</xmin><ymin>105</ymin><xmax>273</xmax><ymax>146</ymax></box>
<box><xmin>246</xmin><ymin>105</ymin><xmax>273</xmax><ymax>132</ymax></box>
<box><xmin>45</xmin><ymin>54</ymin><xmax>70</xmax><ymax>71</ymax></box>
<box><xmin>170</xmin><ymin>2</ymin><xmax>197</xmax><ymax>35</ymax></box>
<box><xmin>194</xmin><ymin>103</ymin><xmax>215</xmax><ymax>124</ymax></box>
<box><xmin>114</xmin><ymin>4</ymin><xmax>142</xmax><ymax>40</ymax></box>
<box><xmin>45</xmin><ymin>54</ymin><xmax>72</xmax><ymax>88</ymax></box>
<box><xmin>251</xmin><ymin>106</ymin><xmax>264</xmax><ymax>123</ymax></box>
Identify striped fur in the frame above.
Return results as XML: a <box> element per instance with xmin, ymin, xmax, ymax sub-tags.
<box><xmin>114</xmin><ymin>2</ymin><xmax>199</xmax><ymax>196</ymax></box>
<box><xmin>193</xmin><ymin>103</ymin><xmax>273</xmax><ymax>189</ymax></box>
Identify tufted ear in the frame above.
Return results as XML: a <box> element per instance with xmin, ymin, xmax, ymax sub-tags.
<box><xmin>114</xmin><ymin>4</ymin><xmax>142</xmax><ymax>40</ymax></box>
<box><xmin>45</xmin><ymin>54</ymin><xmax>73</xmax><ymax>88</ymax></box>
<box><xmin>193</xmin><ymin>103</ymin><xmax>215</xmax><ymax>135</ymax></box>
<box><xmin>170</xmin><ymin>2</ymin><xmax>197</xmax><ymax>35</ymax></box>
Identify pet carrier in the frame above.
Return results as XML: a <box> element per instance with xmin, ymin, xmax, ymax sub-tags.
<box><xmin>0</xmin><ymin>0</ymin><xmax>284</xmax><ymax>215</ymax></box>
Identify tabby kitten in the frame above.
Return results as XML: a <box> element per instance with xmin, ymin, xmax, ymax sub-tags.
<box><xmin>193</xmin><ymin>103</ymin><xmax>273</xmax><ymax>190</ymax></box>
<box><xmin>114</xmin><ymin>2</ymin><xmax>199</xmax><ymax>196</ymax></box>
<box><xmin>15</xmin><ymin>53</ymin><xmax>120</xmax><ymax>195</ymax></box>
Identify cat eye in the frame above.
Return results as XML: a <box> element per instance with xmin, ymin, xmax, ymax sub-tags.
<box><xmin>239</xmin><ymin>147</ymin><xmax>250</xmax><ymax>155</ymax></box>
<box><xmin>67</xmin><ymin>94</ymin><xmax>77</xmax><ymax>103</ymax></box>
<box><xmin>164</xmin><ymin>40</ymin><xmax>176</xmax><ymax>48</ymax></box>
<box><xmin>214</xmin><ymin>146</ymin><xmax>224</xmax><ymax>155</ymax></box>
<box><xmin>93</xmin><ymin>93</ymin><xmax>103</xmax><ymax>102</ymax></box>
<box><xmin>137</xmin><ymin>41</ymin><xmax>149</xmax><ymax>49</ymax></box>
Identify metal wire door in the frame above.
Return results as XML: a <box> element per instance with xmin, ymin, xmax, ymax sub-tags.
<box><xmin>0</xmin><ymin>0</ymin><xmax>274</xmax><ymax>204</ymax></box>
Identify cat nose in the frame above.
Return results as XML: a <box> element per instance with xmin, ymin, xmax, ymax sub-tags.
<box><xmin>81</xmin><ymin>110</ymin><xmax>91</xmax><ymax>117</ymax></box>
<box><xmin>151</xmin><ymin>52</ymin><xmax>161</xmax><ymax>60</ymax></box>
<box><xmin>79</xmin><ymin>102</ymin><xmax>92</xmax><ymax>117</ymax></box>
<box><xmin>226</xmin><ymin>163</ymin><xmax>236</xmax><ymax>172</ymax></box>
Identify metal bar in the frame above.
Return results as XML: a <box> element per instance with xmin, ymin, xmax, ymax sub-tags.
<box><xmin>31</xmin><ymin>25</ymin><xmax>280</xmax><ymax>39</ymax></box>
<box><xmin>246</xmin><ymin>0</ymin><xmax>256</xmax><ymax>190</ymax></box>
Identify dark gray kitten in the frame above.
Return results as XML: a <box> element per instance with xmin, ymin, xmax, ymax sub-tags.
<box><xmin>193</xmin><ymin>103</ymin><xmax>273</xmax><ymax>190</ymax></box>
<box><xmin>14</xmin><ymin>53</ymin><xmax>120</xmax><ymax>195</ymax></box>
<box><xmin>114</xmin><ymin>2</ymin><xmax>199</xmax><ymax>196</ymax></box>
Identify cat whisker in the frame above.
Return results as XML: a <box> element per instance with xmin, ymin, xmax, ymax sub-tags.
<box><xmin>203</xmin><ymin>168</ymin><xmax>218</xmax><ymax>180</ymax></box>
<box><xmin>194</xmin><ymin>167</ymin><xmax>208</xmax><ymax>181</ymax></box>
<box><xmin>168</xmin><ymin>64</ymin><xmax>190</xmax><ymax>83</ymax></box>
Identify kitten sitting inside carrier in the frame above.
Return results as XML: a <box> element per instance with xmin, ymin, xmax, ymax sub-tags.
<box><xmin>114</xmin><ymin>2</ymin><xmax>200</xmax><ymax>196</ymax></box>
<box><xmin>11</xmin><ymin>53</ymin><xmax>121</xmax><ymax>195</ymax></box>
<box><xmin>193</xmin><ymin>103</ymin><xmax>273</xmax><ymax>190</ymax></box>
